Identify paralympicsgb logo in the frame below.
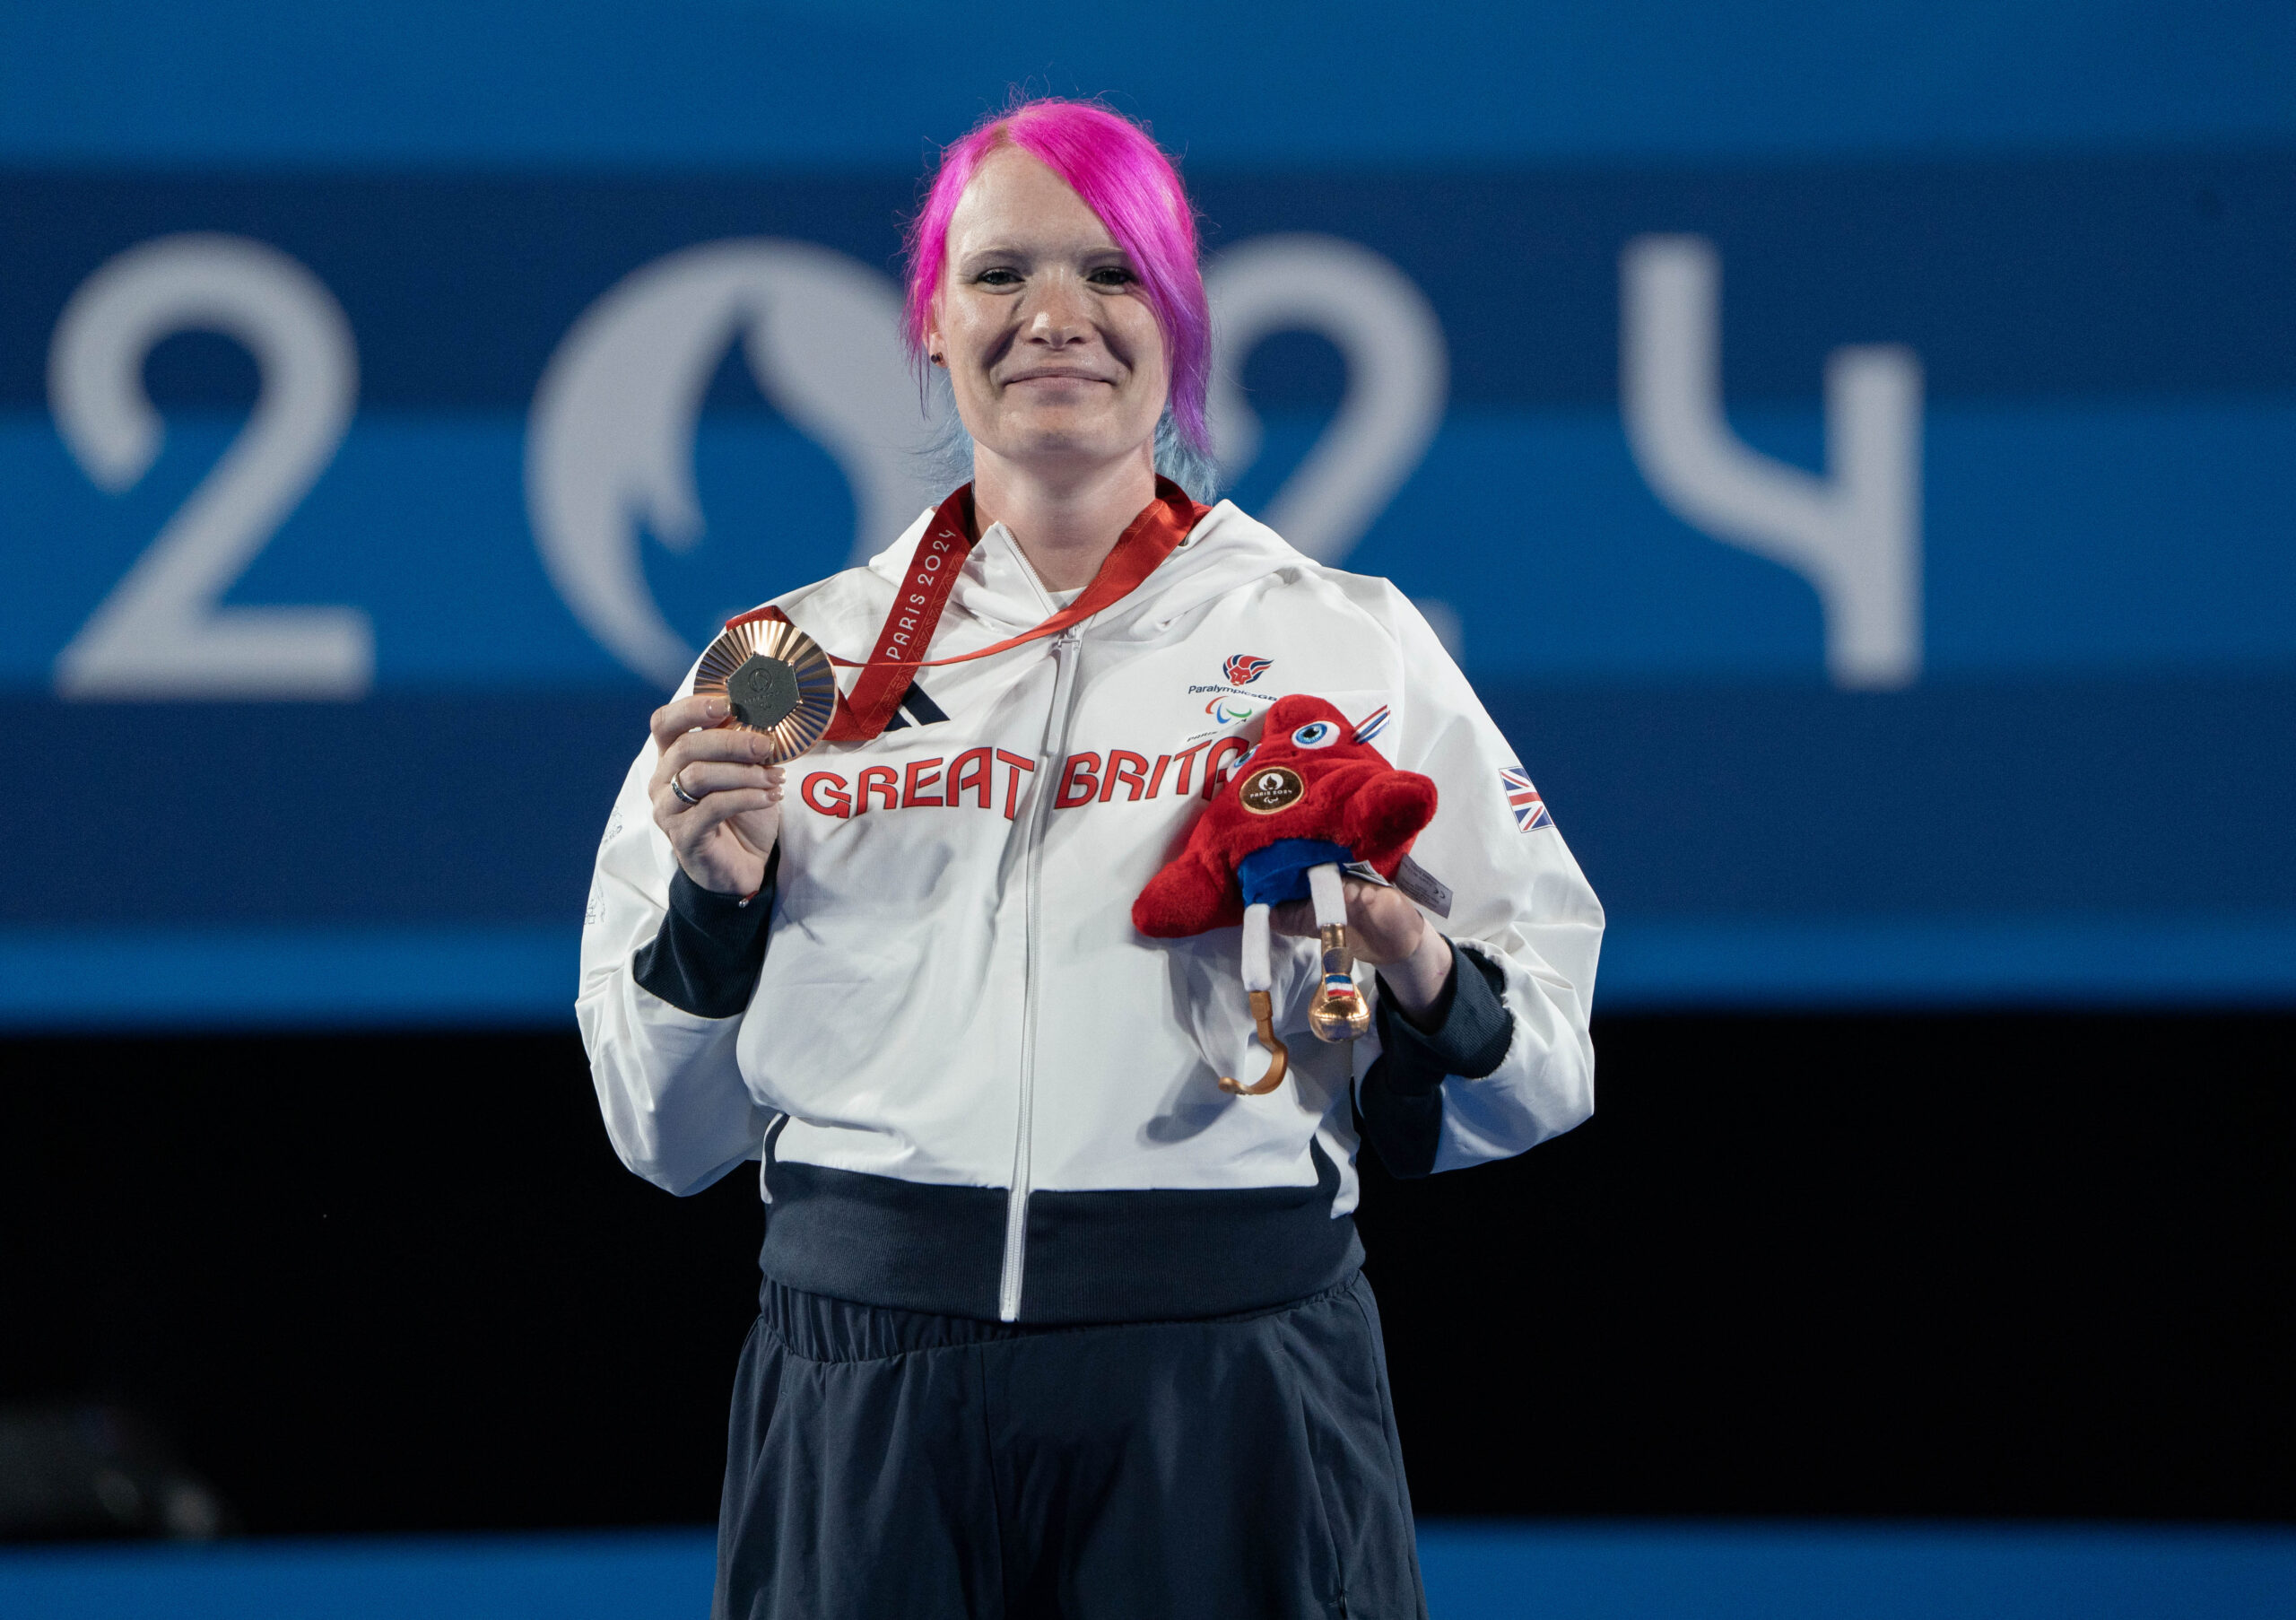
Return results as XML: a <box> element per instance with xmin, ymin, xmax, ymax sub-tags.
<box><xmin>1222</xmin><ymin>654</ymin><xmax>1273</xmax><ymax>685</ymax></box>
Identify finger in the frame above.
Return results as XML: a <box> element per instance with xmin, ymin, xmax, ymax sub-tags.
<box><xmin>1344</xmin><ymin>878</ymin><xmax>1406</xmax><ymax>920</ymax></box>
<box><xmin>730</xmin><ymin>789</ymin><xmax>785</xmax><ymax>827</ymax></box>
<box><xmin>652</xmin><ymin>776</ymin><xmax>774</xmax><ymax>844</ymax></box>
<box><xmin>663</xmin><ymin>760</ymin><xmax>776</xmax><ymax>800</ymax></box>
<box><xmin>1347</xmin><ymin>886</ymin><xmax>1426</xmax><ymax>966</ymax></box>
<box><xmin>649</xmin><ymin>692</ymin><xmax>732</xmax><ymax>751</ymax></box>
<box><xmin>649</xmin><ymin>785</ymin><xmax>686</xmax><ymax>842</ymax></box>
<box><xmin>650</xmin><ymin>778</ymin><xmax>700</xmax><ymax>833</ymax></box>
<box><xmin>1267</xmin><ymin>898</ymin><xmax>1317</xmax><ymax>938</ymax></box>
<box><xmin>657</xmin><ymin>724</ymin><xmax>779</xmax><ymax>779</ymax></box>
<box><xmin>672</xmin><ymin>788</ymin><xmax>777</xmax><ymax>840</ymax></box>
<box><xmin>725</xmin><ymin>805</ymin><xmax>785</xmax><ymax>859</ymax></box>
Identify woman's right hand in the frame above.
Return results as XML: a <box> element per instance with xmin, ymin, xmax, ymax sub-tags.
<box><xmin>648</xmin><ymin>694</ymin><xmax>786</xmax><ymax>897</ymax></box>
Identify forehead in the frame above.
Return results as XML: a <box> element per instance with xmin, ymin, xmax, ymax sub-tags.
<box><xmin>945</xmin><ymin>146</ymin><xmax>1119</xmax><ymax>257</ymax></box>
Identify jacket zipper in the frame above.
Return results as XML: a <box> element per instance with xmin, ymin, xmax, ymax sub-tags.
<box><xmin>1000</xmin><ymin>627</ymin><xmax>1083</xmax><ymax>1321</ymax></box>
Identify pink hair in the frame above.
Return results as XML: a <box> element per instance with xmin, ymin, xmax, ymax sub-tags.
<box><xmin>904</xmin><ymin>98</ymin><xmax>1213</xmax><ymax>458</ymax></box>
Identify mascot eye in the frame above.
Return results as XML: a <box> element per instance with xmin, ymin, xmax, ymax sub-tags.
<box><xmin>1234</xmin><ymin>745</ymin><xmax>1257</xmax><ymax>767</ymax></box>
<box><xmin>1291</xmin><ymin>721</ymin><xmax>1338</xmax><ymax>748</ymax></box>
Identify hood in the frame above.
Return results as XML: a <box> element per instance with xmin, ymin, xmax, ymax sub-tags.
<box><xmin>865</xmin><ymin>499</ymin><xmax>1310</xmax><ymax>650</ymax></box>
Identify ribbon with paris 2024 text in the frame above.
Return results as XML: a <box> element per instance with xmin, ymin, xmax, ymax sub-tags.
<box><xmin>725</xmin><ymin>478</ymin><xmax>1208</xmax><ymax>744</ymax></box>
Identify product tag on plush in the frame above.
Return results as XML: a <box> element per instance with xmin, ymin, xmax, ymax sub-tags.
<box><xmin>1341</xmin><ymin>855</ymin><xmax>1452</xmax><ymax>917</ymax></box>
<box><xmin>1392</xmin><ymin>854</ymin><xmax>1453</xmax><ymax>918</ymax></box>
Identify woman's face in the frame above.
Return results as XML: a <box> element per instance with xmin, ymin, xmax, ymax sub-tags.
<box><xmin>928</xmin><ymin>146</ymin><xmax>1170</xmax><ymax>478</ymax></box>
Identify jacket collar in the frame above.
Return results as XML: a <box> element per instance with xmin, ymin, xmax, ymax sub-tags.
<box><xmin>864</xmin><ymin>494</ymin><xmax>1310</xmax><ymax>640</ymax></box>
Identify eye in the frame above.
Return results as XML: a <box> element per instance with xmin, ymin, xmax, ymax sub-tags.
<box><xmin>1291</xmin><ymin>721</ymin><xmax>1337</xmax><ymax>748</ymax></box>
<box><xmin>974</xmin><ymin>267</ymin><xmax>1022</xmax><ymax>287</ymax></box>
<box><xmin>1086</xmin><ymin>266</ymin><xmax>1136</xmax><ymax>287</ymax></box>
<box><xmin>1234</xmin><ymin>745</ymin><xmax>1257</xmax><ymax>766</ymax></box>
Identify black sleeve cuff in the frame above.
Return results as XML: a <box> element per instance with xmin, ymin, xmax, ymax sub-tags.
<box><xmin>1372</xmin><ymin>942</ymin><xmax>1512</xmax><ymax>1097</ymax></box>
<box><xmin>1354</xmin><ymin>943</ymin><xmax>1513</xmax><ymax>1180</ymax></box>
<box><xmin>631</xmin><ymin>852</ymin><xmax>777</xmax><ymax>1019</ymax></box>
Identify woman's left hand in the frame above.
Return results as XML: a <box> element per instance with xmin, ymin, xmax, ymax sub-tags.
<box><xmin>1271</xmin><ymin>877</ymin><xmax>1454</xmax><ymax>1027</ymax></box>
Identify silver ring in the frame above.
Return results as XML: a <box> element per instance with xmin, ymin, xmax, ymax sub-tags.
<box><xmin>669</xmin><ymin>769</ymin><xmax>702</xmax><ymax>807</ymax></box>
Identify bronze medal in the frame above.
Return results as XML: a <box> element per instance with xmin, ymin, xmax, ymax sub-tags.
<box><xmin>691</xmin><ymin>618</ymin><xmax>838</xmax><ymax>763</ymax></box>
<box><xmin>1239</xmin><ymin>765</ymin><xmax>1305</xmax><ymax>814</ymax></box>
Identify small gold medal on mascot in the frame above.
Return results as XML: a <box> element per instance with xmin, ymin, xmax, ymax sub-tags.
<box><xmin>1309</xmin><ymin>922</ymin><xmax>1374</xmax><ymax>1042</ymax></box>
<box><xmin>691</xmin><ymin>619</ymin><xmax>838</xmax><ymax>762</ymax></box>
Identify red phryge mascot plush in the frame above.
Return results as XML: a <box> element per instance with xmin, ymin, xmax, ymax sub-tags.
<box><xmin>1135</xmin><ymin>695</ymin><xmax>1438</xmax><ymax>1094</ymax></box>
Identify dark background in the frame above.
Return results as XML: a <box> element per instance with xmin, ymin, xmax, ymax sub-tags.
<box><xmin>7</xmin><ymin>1010</ymin><xmax>2287</xmax><ymax>1535</ymax></box>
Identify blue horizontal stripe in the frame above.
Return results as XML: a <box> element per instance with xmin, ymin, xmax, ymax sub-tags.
<box><xmin>1600</xmin><ymin>916</ymin><xmax>2296</xmax><ymax>1008</ymax></box>
<box><xmin>0</xmin><ymin>1530</ymin><xmax>716</xmax><ymax>1620</ymax></box>
<box><xmin>1</xmin><ymin>2</ymin><xmax>2292</xmax><ymax>168</ymax></box>
<box><xmin>6</xmin><ymin>915</ymin><xmax>2295</xmax><ymax>1029</ymax></box>
<box><xmin>10</xmin><ymin>398</ymin><xmax>2296</xmax><ymax>690</ymax></box>
<box><xmin>1</xmin><ymin>1523</ymin><xmax>2290</xmax><ymax>1620</ymax></box>
<box><xmin>1417</xmin><ymin>1523</ymin><xmax>2296</xmax><ymax>1620</ymax></box>
<box><xmin>6</xmin><ymin>155</ymin><xmax>2295</xmax><ymax>411</ymax></box>
<box><xmin>0</xmin><ymin>926</ymin><xmax>578</xmax><ymax>1029</ymax></box>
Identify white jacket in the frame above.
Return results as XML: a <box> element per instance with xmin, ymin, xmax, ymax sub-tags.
<box><xmin>578</xmin><ymin>497</ymin><xmax>1603</xmax><ymax>1323</ymax></box>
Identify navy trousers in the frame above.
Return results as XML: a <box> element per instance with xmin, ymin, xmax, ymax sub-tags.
<box><xmin>714</xmin><ymin>1270</ymin><xmax>1426</xmax><ymax>1619</ymax></box>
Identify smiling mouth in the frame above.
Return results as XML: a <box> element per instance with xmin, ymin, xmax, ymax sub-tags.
<box><xmin>1003</xmin><ymin>370</ymin><xmax>1113</xmax><ymax>387</ymax></box>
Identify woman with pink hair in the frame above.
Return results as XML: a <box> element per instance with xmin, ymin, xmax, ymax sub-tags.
<box><xmin>580</xmin><ymin>96</ymin><xmax>1603</xmax><ymax>1619</ymax></box>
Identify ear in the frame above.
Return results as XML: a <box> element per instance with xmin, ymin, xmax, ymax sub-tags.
<box><xmin>924</xmin><ymin>285</ymin><xmax>952</xmax><ymax>367</ymax></box>
<box><xmin>1344</xmin><ymin>771</ymin><xmax>1439</xmax><ymax>861</ymax></box>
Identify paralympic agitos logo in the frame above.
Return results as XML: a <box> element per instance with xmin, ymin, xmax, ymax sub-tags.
<box><xmin>1194</xmin><ymin>653</ymin><xmax>1275</xmax><ymax>722</ymax></box>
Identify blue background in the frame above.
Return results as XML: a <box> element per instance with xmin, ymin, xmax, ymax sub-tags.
<box><xmin>4</xmin><ymin>1524</ymin><xmax>2292</xmax><ymax>1620</ymax></box>
<box><xmin>4</xmin><ymin>1</ymin><xmax>2295</xmax><ymax>1023</ymax></box>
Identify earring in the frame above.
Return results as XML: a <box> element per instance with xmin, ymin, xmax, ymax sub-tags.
<box><xmin>929</xmin><ymin>352</ymin><xmax>944</xmax><ymax>365</ymax></box>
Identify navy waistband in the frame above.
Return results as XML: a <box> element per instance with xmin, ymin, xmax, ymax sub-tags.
<box><xmin>757</xmin><ymin>1145</ymin><xmax>1364</xmax><ymax>1326</ymax></box>
<box><xmin>753</xmin><ymin>1271</ymin><xmax>1370</xmax><ymax>1363</ymax></box>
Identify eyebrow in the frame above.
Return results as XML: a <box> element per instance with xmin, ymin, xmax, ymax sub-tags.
<box><xmin>954</xmin><ymin>241</ymin><xmax>1131</xmax><ymax>267</ymax></box>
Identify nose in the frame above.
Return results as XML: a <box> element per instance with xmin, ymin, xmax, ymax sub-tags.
<box><xmin>1022</xmin><ymin>274</ymin><xmax>1092</xmax><ymax>346</ymax></box>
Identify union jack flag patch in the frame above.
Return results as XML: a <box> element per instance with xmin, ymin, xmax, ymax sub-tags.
<box><xmin>1500</xmin><ymin>766</ymin><xmax>1553</xmax><ymax>831</ymax></box>
<box><xmin>1351</xmin><ymin>705</ymin><xmax>1390</xmax><ymax>746</ymax></box>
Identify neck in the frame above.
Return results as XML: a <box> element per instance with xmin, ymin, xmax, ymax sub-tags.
<box><xmin>970</xmin><ymin>444</ymin><xmax>1159</xmax><ymax>593</ymax></box>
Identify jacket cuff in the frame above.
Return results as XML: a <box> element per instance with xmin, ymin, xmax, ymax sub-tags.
<box><xmin>631</xmin><ymin>853</ymin><xmax>777</xmax><ymax>1019</ymax></box>
<box><xmin>1372</xmin><ymin>941</ymin><xmax>1512</xmax><ymax>1097</ymax></box>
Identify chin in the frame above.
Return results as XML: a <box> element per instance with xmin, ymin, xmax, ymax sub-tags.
<box><xmin>992</xmin><ymin>417</ymin><xmax>1148</xmax><ymax>466</ymax></box>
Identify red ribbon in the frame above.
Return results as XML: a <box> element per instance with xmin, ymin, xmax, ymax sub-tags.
<box><xmin>728</xmin><ymin>478</ymin><xmax>1208</xmax><ymax>745</ymax></box>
